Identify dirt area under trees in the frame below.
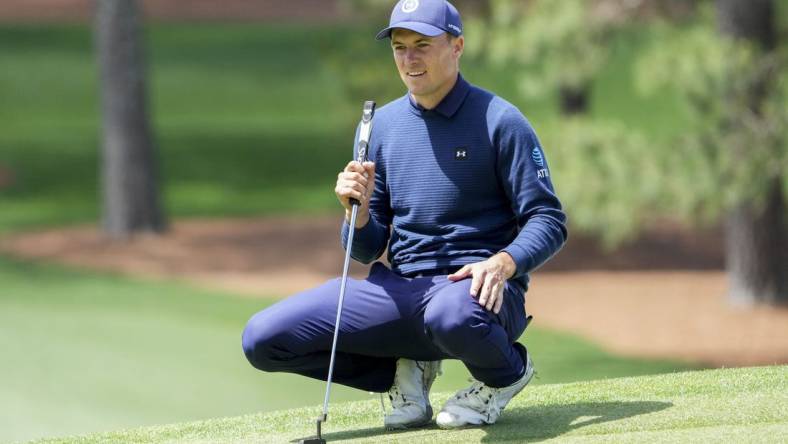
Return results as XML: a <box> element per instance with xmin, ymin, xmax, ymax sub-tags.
<box><xmin>2</xmin><ymin>215</ymin><xmax>786</xmax><ymax>368</ymax></box>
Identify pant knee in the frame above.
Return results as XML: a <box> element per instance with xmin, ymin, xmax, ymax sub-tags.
<box><xmin>424</xmin><ymin>293</ymin><xmax>489</xmax><ymax>354</ymax></box>
<box><xmin>242</xmin><ymin>311</ymin><xmax>290</xmax><ymax>372</ymax></box>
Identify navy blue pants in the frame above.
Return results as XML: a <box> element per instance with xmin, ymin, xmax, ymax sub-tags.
<box><xmin>242</xmin><ymin>262</ymin><xmax>528</xmax><ymax>393</ymax></box>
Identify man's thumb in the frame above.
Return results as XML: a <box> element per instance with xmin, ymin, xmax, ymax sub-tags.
<box><xmin>448</xmin><ymin>265</ymin><xmax>471</xmax><ymax>281</ymax></box>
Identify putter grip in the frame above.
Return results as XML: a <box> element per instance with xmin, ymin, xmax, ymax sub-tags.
<box><xmin>350</xmin><ymin>101</ymin><xmax>375</xmax><ymax>207</ymax></box>
<box><xmin>350</xmin><ymin>140</ymin><xmax>370</xmax><ymax>207</ymax></box>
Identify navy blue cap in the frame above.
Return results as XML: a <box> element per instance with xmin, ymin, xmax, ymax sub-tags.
<box><xmin>375</xmin><ymin>0</ymin><xmax>463</xmax><ymax>40</ymax></box>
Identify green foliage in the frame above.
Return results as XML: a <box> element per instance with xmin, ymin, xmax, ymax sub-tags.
<box><xmin>469</xmin><ymin>0</ymin><xmax>667</xmax><ymax>244</ymax></box>
<box><xmin>322</xmin><ymin>26</ymin><xmax>406</xmax><ymax>106</ymax></box>
<box><xmin>636</xmin><ymin>14</ymin><xmax>788</xmax><ymax>223</ymax></box>
<box><xmin>472</xmin><ymin>0</ymin><xmax>787</xmax><ymax>243</ymax></box>
<box><xmin>473</xmin><ymin>0</ymin><xmax>616</xmax><ymax>99</ymax></box>
<box><xmin>0</xmin><ymin>23</ymin><xmax>691</xmax><ymax>238</ymax></box>
<box><xmin>545</xmin><ymin>118</ymin><xmax>662</xmax><ymax>246</ymax></box>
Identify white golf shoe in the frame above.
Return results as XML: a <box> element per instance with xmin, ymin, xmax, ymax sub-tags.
<box><xmin>383</xmin><ymin>359</ymin><xmax>442</xmax><ymax>430</ymax></box>
<box><xmin>436</xmin><ymin>347</ymin><xmax>534</xmax><ymax>428</ymax></box>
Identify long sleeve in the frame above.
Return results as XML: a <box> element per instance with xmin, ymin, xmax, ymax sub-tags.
<box><xmin>340</xmin><ymin>211</ymin><xmax>389</xmax><ymax>264</ymax></box>
<box><xmin>340</xmin><ymin>129</ymin><xmax>392</xmax><ymax>264</ymax></box>
<box><xmin>491</xmin><ymin>106</ymin><xmax>568</xmax><ymax>278</ymax></box>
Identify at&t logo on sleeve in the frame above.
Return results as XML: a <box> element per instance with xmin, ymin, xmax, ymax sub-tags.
<box><xmin>532</xmin><ymin>146</ymin><xmax>549</xmax><ymax>179</ymax></box>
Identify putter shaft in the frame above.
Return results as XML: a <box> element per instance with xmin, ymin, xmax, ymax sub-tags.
<box><xmin>308</xmin><ymin>101</ymin><xmax>376</xmax><ymax>443</ymax></box>
<box><xmin>321</xmin><ymin>203</ymin><xmax>358</xmax><ymax>416</ymax></box>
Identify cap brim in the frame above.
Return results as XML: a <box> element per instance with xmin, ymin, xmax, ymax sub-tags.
<box><xmin>375</xmin><ymin>22</ymin><xmax>445</xmax><ymax>40</ymax></box>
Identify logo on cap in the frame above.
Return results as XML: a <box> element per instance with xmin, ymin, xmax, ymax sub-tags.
<box><xmin>402</xmin><ymin>0</ymin><xmax>419</xmax><ymax>13</ymax></box>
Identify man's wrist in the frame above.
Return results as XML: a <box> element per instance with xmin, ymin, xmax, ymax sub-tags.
<box><xmin>346</xmin><ymin>210</ymin><xmax>370</xmax><ymax>229</ymax></box>
<box><xmin>493</xmin><ymin>251</ymin><xmax>517</xmax><ymax>279</ymax></box>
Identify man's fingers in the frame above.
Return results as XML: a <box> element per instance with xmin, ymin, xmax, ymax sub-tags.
<box><xmin>342</xmin><ymin>188</ymin><xmax>364</xmax><ymax>202</ymax></box>
<box><xmin>339</xmin><ymin>182</ymin><xmax>366</xmax><ymax>200</ymax></box>
<box><xmin>364</xmin><ymin>176</ymin><xmax>375</xmax><ymax>199</ymax></box>
<box><xmin>479</xmin><ymin>274</ymin><xmax>494</xmax><ymax>309</ymax></box>
<box><xmin>350</xmin><ymin>172</ymin><xmax>369</xmax><ymax>187</ymax></box>
<box><xmin>493</xmin><ymin>285</ymin><xmax>504</xmax><ymax>314</ymax></box>
<box><xmin>345</xmin><ymin>161</ymin><xmax>366</xmax><ymax>173</ymax></box>
<box><xmin>362</xmin><ymin>161</ymin><xmax>375</xmax><ymax>179</ymax></box>
<box><xmin>338</xmin><ymin>172</ymin><xmax>369</xmax><ymax>188</ymax></box>
<box><xmin>487</xmin><ymin>281</ymin><xmax>502</xmax><ymax>312</ymax></box>
<box><xmin>447</xmin><ymin>264</ymin><xmax>472</xmax><ymax>281</ymax></box>
<box><xmin>469</xmin><ymin>269</ymin><xmax>485</xmax><ymax>298</ymax></box>
<box><xmin>335</xmin><ymin>181</ymin><xmax>367</xmax><ymax>204</ymax></box>
<box><xmin>336</xmin><ymin>161</ymin><xmax>375</xmax><ymax>215</ymax></box>
<box><xmin>346</xmin><ymin>161</ymin><xmax>375</xmax><ymax>176</ymax></box>
<box><xmin>447</xmin><ymin>258</ymin><xmax>510</xmax><ymax>311</ymax></box>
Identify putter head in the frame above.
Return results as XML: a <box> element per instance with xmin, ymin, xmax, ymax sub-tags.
<box><xmin>296</xmin><ymin>414</ymin><xmax>327</xmax><ymax>444</ymax></box>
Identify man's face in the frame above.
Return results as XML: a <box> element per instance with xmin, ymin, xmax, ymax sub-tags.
<box><xmin>391</xmin><ymin>29</ymin><xmax>464</xmax><ymax>108</ymax></box>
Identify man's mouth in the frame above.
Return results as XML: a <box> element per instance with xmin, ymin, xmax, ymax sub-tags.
<box><xmin>407</xmin><ymin>71</ymin><xmax>426</xmax><ymax>77</ymax></box>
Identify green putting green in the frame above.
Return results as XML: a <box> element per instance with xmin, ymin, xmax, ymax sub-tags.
<box><xmin>0</xmin><ymin>256</ymin><xmax>694</xmax><ymax>443</ymax></box>
<box><xmin>30</xmin><ymin>366</ymin><xmax>787</xmax><ymax>443</ymax></box>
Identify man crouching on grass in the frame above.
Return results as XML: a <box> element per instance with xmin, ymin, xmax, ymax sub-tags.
<box><xmin>242</xmin><ymin>0</ymin><xmax>567</xmax><ymax>430</ymax></box>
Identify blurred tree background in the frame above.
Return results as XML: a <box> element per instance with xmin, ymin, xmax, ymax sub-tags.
<box><xmin>1</xmin><ymin>0</ymin><xmax>787</xmax><ymax>442</ymax></box>
<box><xmin>468</xmin><ymin>0</ymin><xmax>786</xmax><ymax>306</ymax></box>
<box><xmin>337</xmin><ymin>0</ymin><xmax>787</xmax><ymax>306</ymax></box>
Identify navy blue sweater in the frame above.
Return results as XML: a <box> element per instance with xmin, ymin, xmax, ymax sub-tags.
<box><xmin>341</xmin><ymin>74</ymin><xmax>567</xmax><ymax>291</ymax></box>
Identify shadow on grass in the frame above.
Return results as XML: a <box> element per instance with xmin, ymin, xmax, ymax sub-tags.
<box><xmin>292</xmin><ymin>400</ymin><xmax>672</xmax><ymax>443</ymax></box>
<box><xmin>480</xmin><ymin>400</ymin><xmax>673</xmax><ymax>442</ymax></box>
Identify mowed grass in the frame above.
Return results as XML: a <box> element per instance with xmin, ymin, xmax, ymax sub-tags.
<box><xmin>0</xmin><ymin>256</ymin><xmax>695</xmax><ymax>443</ymax></box>
<box><xmin>29</xmin><ymin>366</ymin><xmax>788</xmax><ymax>444</ymax></box>
<box><xmin>0</xmin><ymin>23</ymin><xmax>688</xmax><ymax>234</ymax></box>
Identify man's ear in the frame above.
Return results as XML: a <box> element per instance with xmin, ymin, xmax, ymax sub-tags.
<box><xmin>454</xmin><ymin>36</ymin><xmax>465</xmax><ymax>58</ymax></box>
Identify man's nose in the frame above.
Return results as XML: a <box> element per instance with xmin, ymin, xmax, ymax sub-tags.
<box><xmin>404</xmin><ymin>48</ymin><xmax>419</xmax><ymax>62</ymax></box>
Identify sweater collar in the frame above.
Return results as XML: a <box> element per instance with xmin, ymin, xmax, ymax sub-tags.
<box><xmin>408</xmin><ymin>73</ymin><xmax>470</xmax><ymax>118</ymax></box>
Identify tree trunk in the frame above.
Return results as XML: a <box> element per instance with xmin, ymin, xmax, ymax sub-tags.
<box><xmin>725</xmin><ymin>180</ymin><xmax>788</xmax><ymax>306</ymax></box>
<box><xmin>559</xmin><ymin>85</ymin><xmax>589</xmax><ymax>116</ymax></box>
<box><xmin>717</xmin><ymin>0</ymin><xmax>787</xmax><ymax>306</ymax></box>
<box><xmin>716</xmin><ymin>0</ymin><xmax>776</xmax><ymax>50</ymax></box>
<box><xmin>96</xmin><ymin>0</ymin><xmax>166</xmax><ymax>238</ymax></box>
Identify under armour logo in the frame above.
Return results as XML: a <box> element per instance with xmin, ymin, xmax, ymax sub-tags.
<box><xmin>455</xmin><ymin>148</ymin><xmax>468</xmax><ymax>160</ymax></box>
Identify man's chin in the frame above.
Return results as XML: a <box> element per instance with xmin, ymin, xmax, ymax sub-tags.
<box><xmin>402</xmin><ymin>75</ymin><xmax>427</xmax><ymax>89</ymax></box>
<box><xmin>405</xmin><ymin>84</ymin><xmax>431</xmax><ymax>99</ymax></box>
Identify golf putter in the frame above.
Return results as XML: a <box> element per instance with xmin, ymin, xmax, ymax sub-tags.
<box><xmin>300</xmin><ymin>100</ymin><xmax>376</xmax><ymax>444</ymax></box>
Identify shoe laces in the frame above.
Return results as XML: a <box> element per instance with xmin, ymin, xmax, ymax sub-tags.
<box><xmin>381</xmin><ymin>359</ymin><xmax>441</xmax><ymax>418</ymax></box>
<box><xmin>386</xmin><ymin>359</ymin><xmax>417</xmax><ymax>411</ymax></box>
<box><xmin>388</xmin><ymin>381</ymin><xmax>409</xmax><ymax>409</ymax></box>
<box><xmin>453</xmin><ymin>379</ymin><xmax>501</xmax><ymax>421</ymax></box>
